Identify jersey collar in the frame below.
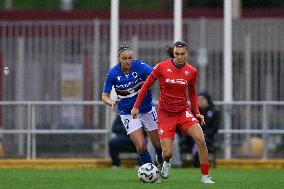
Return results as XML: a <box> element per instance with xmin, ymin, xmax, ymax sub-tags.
<box><xmin>171</xmin><ymin>59</ymin><xmax>186</xmax><ymax>69</ymax></box>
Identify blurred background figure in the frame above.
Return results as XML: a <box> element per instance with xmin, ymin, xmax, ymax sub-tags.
<box><xmin>108</xmin><ymin>115</ymin><xmax>139</xmax><ymax>168</ymax></box>
<box><xmin>193</xmin><ymin>91</ymin><xmax>220</xmax><ymax>167</ymax></box>
<box><xmin>239</xmin><ymin>136</ymin><xmax>264</xmax><ymax>158</ymax></box>
<box><xmin>59</xmin><ymin>0</ymin><xmax>73</xmax><ymax>11</ymax></box>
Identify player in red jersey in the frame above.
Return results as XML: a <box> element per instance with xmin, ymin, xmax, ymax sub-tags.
<box><xmin>131</xmin><ymin>41</ymin><xmax>214</xmax><ymax>184</ymax></box>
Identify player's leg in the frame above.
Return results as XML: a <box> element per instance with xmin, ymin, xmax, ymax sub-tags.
<box><xmin>186</xmin><ymin>123</ymin><xmax>208</xmax><ymax>164</ymax></box>
<box><xmin>186</xmin><ymin>124</ymin><xmax>208</xmax><ymax>164</ymax></box>
<box><xmin>160</xmin><ymin>138</ymin><xmax>173</xmax><ymax>179</ymax></box>
<box><xmin>129</xmin><ymin>128</ymin><xmax>152</xmax><ymax>164</ymax></box>
<box><xmin>146</xmin><ymin>130</ymin><xmax>163</xmax><ymax>166</ymax></box>
<box><xmin>157</xmin><ymin>110</ymin><xmax>177</xmax><ymax>179</ymax></box>
<box><xmin>179</xmin><ymin>107</ymin><xmax>214</xmax><ymax>183</ymax></box>
<box><xmin>140</xmin><ymin>107</ymin><xmax>163</xmax><ymax>166</ymax></box>
<box><xmin>143</xmin><ymin>108</ymin><xmax>176</xmax><ymax>179</ymax></box>
<box><xmin>120</xmin><ymin>114</ymin><xmax>152</xmax><ymax>164</ymax></box>
<box><xmin>185</xmin><ymin>124</ymin><xmax>214</xmax><ymax>184</ymax></box>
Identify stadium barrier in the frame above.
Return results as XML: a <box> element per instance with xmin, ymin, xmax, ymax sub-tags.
<box><xmin>0</xmin><ymin>101</ymin><xmax>283</xmax><ymax>161</ymax></box>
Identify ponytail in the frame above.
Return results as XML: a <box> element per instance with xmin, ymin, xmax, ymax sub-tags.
<box><xmin>164</xmin><ymin>45</ymin><xmax>174</xmax><ymax>58</ymax></box>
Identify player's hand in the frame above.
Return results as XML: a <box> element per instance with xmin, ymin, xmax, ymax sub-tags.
<box><xmin>196</xmin><ymin>114</ymin><xmax>205</xmax><ymax>126</ymax></box>
<box><xmin>131</xmin><ymin>108</ymin><xmax>139</xmax><ymax>119</ymax></box>
<box><xmin>110</xmin><ymin>100</ymin><xmax>119</xmax><ymax>110</ymax></box>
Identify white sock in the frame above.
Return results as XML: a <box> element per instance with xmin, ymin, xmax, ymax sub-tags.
<box><xmin>163</xmin><ymin>160</ymin><xmax>171</xmax><ymax>165</ymax></box>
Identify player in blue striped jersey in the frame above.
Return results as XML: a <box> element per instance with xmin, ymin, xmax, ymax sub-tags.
<box><xmin>102</xmin><ymin>43</ymin><xmax>163</xmax><ymax>168</ymax></box>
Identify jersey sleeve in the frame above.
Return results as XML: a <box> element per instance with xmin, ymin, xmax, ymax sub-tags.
<box><xmin>150</xmin><ymin>63</ymin><xmax>161</xmax><ymax>80</ymax></box>
<box><xmin>133</xmin><ymin>75</ymin><xmax>156</xmax><ymax>109</ymax></box>
<box><xmin>103</xmin><ymin>72</ymin><xmax>113</xmax><ymax>94</ymax></box>
<box><xmin>188</xmin><ymin>69</ymin><xmax>200</xmax><ymax>115</ymax></box>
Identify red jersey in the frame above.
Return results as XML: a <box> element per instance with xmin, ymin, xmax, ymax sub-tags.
<box><xmin>134</xmin><ymin>59</ymin><xmax>200</xmax><ymax>115</ymax></box>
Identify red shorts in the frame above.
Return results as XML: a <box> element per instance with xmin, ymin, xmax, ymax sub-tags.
<box><xmin>157</xmin><ymin>107</ymin><xmax>199</xmax><ymax>139</ymax></box>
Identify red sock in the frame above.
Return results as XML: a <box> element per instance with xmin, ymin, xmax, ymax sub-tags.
<box><xmin>200</xmin><ymin>164</ymin><xmax>209</xmax><ymax>175</ymax></box>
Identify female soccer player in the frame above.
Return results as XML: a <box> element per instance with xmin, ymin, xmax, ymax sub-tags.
<box><xmin>131</xmin><ymin>41</ymin><xmax>214</xmax><ymax>184</ymax></box>
<box><xmin>102</xmin><ymin>43</ymin><xmax>163</xmax><ymax>168</ymax></box>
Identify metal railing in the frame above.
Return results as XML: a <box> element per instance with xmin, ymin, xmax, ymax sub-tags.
<box><xmin>215</xmin><ymin>101</ymin><xmax>284</xmax><ymax>159</ymax></box>
<box><xmin>0</xmin><ymin>101</ymin><xmax>111</xmax><ymax>159</ymax></box>
<box><xmin>0</xmin><ymin>101</ymin><xmax>284</xmax><ymax>159</ymax></box>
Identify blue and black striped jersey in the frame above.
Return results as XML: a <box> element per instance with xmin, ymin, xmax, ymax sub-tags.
<box><xmin>103</xmin><ymin>59</ymin><xmax>153</xmax><ymax>115</ymax></box>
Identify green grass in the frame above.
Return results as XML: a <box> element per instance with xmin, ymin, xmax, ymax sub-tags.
<box><xmin>0</xmin><ymin>168</ymin><xmax>283</xmax><ymax>189</ymax></box>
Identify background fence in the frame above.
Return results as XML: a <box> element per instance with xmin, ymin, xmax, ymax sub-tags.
<box><xmin>0</xmin><ymin>101</ymin><xmax>284</xmax><ymax>159</ymax></box>
<box><xmin>0</xmin><ymin>18</ymin><xmax>283</xmax><ymax>159</ymax></box>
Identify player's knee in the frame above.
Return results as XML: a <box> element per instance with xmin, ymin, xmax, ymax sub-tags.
<box><xmin>195</xmin><ymin>136</ymin><xmax>207</xmax><ymax>149</ymax></box>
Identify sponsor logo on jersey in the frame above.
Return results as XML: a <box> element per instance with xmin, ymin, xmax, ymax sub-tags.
<box><xmin>167</xmin><ymin>68</ymin><xmax>173</xmax><ymax>72</ymax></box>
<box><xmin>185</xmin><ymin>71</ymin><xmax>190</xmax><ymax>75</ymax></box>
<box><xmin>115</xmin><ymin>78</ymin><xmax>142</xmax><ymax>89</ymax></box>
<box><xmin>165</xmin><ymin>78</ymin><xmax>187</xmax><ymax>85</ymax></box>
<box><xmin>132</xmin><ymin>72</ymin><xmax>138</xmax><ymax>78</ymax></box>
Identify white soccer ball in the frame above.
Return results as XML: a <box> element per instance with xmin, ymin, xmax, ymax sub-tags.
<box><xmin>137</xmin><ymin>163</ymin><xmax>159</xmax><ymax>183</ymax></box>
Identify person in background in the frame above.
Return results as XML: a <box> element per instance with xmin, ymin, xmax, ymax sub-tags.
<box><xmin>131</xmin><ymin>41</ymin><xmax>214</xmax><ymax>184</ymax></box>
<box><xmin>108</xmin><ymin>115</ymin><xmax>139</xmax><ymax>168</ymax></box>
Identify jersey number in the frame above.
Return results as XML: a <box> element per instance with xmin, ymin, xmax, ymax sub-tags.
<box><xmin>151</xmin><ymin>111</ymin><xmax>157</xmax><ymax>122</ymax></box>
<box><xmin>186</xmin><ymin>111</ymin><xmax>193</xmax><ymax>118</ymax></box>
<box><xmin>123</xmin><ymin>119</ymin><xmax>130</xmax><ymax>129</ymax></box>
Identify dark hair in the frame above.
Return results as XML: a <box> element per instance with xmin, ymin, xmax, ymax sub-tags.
<box><xmin>118</xmin><ymin>43</ymin><xmax>132</xmax><ymax>55</ymax></box>
<box><xmin>164</xmin><ymin>45</ymin><xmax>174</xmax><ymax>58</ymax></box>
<box><xmin>174</xmin><ymin>41</ymin><xmax>188</xmax><ymax>49</ymax></box>
<box><xmin>198</xmin><ymin>90</ymin><xmax>214</xmax><ymax>107</ymax></box>
<box><xmin>164</xmin><ymin>41</ymin><xmax>189</xmax><ymax>58</ymax></box>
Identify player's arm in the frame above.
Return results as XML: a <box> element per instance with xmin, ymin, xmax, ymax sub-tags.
<box><xmin>131</xmin><ymin>75</ymin><xmax>156</xmax><ymax>118</ymax></box>
<box><xmin>102</xmin><ymin>72</ymin><xmax>118</xmax><ymax>110</ymax></box>
<box><xmin>188</xmin><ymin>70</ymin><xmax>205</xmax><ymax>125</ymax></box>
<box><xmin>102</xmin><ymin>92</ymin><xmax>119</xmax><ymax>110</ymax></box>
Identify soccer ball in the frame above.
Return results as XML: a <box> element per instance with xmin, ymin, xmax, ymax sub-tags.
<box><xmin>137</xmin><ymin>163</ymin><xmax>159</xmax><ymax>183</ymax></box>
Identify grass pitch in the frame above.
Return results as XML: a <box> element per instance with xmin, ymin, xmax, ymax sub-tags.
<box><xmin>0</xmin><ymin>168</ymin><xmax>283</xmax><ymax>189</ymax></box>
